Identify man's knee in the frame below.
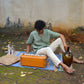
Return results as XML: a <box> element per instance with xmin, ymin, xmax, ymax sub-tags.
<box><xmin>36</xmin><ymin>47</ymin><xmax>49</xmax><ymax>55</ymax></box>
<box><xmin>57</xmin><ymin>38</ymin><xmax>62</xmax><ymax>41</ymax></box>
<box><xmin>55</xmin><ymin>38</ymin><xmax>62</xmax><ymax>44</ymax></box>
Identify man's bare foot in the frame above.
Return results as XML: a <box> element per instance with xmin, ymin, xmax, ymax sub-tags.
<box><xmin>73</xmin><ymin>57</ymin><xmax>84</xmax><ymax>64</ymax></box>
<box><xmin>59</xmin><ymin>62</ymin><xmax>75</xmax><ymax>74</ymax></box>
<box><xmin>74</xmin><ymin>60</ymin><xmax>84</xmax><ymax>64</ymax></box>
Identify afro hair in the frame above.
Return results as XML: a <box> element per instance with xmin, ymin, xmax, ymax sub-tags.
<box><xmin>34</xmin><ymin>20</ymin><xmax>46</xmax><ymax>30</ymax></box>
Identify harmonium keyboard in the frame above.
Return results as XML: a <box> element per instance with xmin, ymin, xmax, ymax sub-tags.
<box><xmin>21</xmin><ymin>53</ymin><xmax>47</xmax><ymax>68</ymax></box>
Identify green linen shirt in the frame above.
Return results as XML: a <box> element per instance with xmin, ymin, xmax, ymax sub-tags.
<box><xmin>26</xmin><ymin>29</ymin><xmax>59</xmax><ymax>53</ymax></box>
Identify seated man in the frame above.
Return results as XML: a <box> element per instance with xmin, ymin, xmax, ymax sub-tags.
<box><xmin>26</xmin><ymin>20</ymin><xmax>83</xmax><ymax>74</ymax></box>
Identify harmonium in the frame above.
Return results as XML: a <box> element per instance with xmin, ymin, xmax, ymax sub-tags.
<box><xmin>21</xmin><ymin>53</ymin><xmax>47</xmax><ymax>68</ymax></box>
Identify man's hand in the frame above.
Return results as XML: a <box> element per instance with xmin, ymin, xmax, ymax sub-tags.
<box><xmin>26</xmin><ymin>44</ymin><xmax>31</xmax><ymax>54</ymax></box>
<box><xmin>64</xmin><ymin>44</ymin><xmax>67</xmax><ymax>51</ymax></box>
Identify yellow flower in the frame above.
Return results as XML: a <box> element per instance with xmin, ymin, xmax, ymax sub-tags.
<box><xmin>3</xmin><ymin>48</ymin><xmax>8</xmax><ymax>50</ymax></box>
<box><xmin>21</xmin><ymin>42</ymin><xmax>25</xmax><ymax>44</ymax></box>
<box><xmin>8</xmin><ymin>41</ymin><xmax>11</xmax><ymax>44</ymax></box>
<box><xmin>78</xmin><ymin>56</ymin><xmax>83</xmax><ymax>60</ymax></box>
<box><xmin>20</xmin><ymin>74</ymin><xmax>26</xmax><ymax>77</ymax></box>
<box><xmin>4</xmin><ymin>42</ymin><xmax>7</xmax><ymax>44</ymax></box>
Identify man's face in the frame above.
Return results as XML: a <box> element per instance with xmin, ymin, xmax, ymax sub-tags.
<box><xmin>37</xmin><ymin>29</ymin><xmax>44</xmax><ymax>34</ymax></box>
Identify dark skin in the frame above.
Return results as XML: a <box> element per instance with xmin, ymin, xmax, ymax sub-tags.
<box><xmin>26</xmin><ymin>29</ymin><xmax>84</xmax><ymax>74</ymax></box>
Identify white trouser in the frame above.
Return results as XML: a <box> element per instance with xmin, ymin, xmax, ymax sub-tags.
<box><xmin>36</xmin><ymin>38</ymin><xmax>65</xmax><ymax>66</ymax></box>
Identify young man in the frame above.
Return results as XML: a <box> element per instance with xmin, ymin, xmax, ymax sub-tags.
<box><xmin>26</xmin><ymin>20</ymin><xmax>83</xmax><ymax>74</ymax></box>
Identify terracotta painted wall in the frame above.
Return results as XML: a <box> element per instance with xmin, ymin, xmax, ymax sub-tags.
<box><xmin>0</xmin><ymin>0</ymin><xmax>84</xmax><ymax>29</ymax></box>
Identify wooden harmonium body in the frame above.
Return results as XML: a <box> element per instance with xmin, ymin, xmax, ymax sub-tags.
<box><xmin>21</xmin><ymin>53</ymin><xmax>47</xmax><ymax>68</ymax></box>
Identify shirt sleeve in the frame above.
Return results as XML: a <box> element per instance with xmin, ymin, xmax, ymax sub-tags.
<box><xmin>26</xmin><ymin>32</ymin><xmax>34</xmax><ymax>44</ymax></box>
<box><xmin>48</xmin><ymin>30</ymin><xmax>60</xmax><ymax>39</ymax></box>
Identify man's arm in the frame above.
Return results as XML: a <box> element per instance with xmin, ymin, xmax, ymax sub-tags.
<box><xmin>58</xmin><ymin>34</ymin><xmax>67</xmax><ymax>51</ymax></box>
<box><xmin>26</xmin><ymin>44</ymin><xmax>31</xmax><ymax>54</ymax></box>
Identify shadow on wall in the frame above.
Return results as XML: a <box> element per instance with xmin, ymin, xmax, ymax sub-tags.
<box><xmin>0</xmin><ymin>17</ymin><xmax>53</xmax><ymax>35</ymax></box>
<box><xmin>4</xmin><ymin>17</ymin><xmax>24</xmax><ymax>28</ymax></box>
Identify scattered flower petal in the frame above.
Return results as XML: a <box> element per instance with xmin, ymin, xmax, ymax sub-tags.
<box><xmin>4</xmin><ymin>73</ymin><xmax>7</xmax><ymax>76</ymax></box>
<box><xmin>54</xmin><ymin>68</ymin><xmax>58</xmax><ymax>72</ymax></box>
<box><xmin>3</xmin><ymin>48</ymin><xmax>8</xmax><ymax>50</ymax></box>
<box><xmin>28</xmin><ymin>72</ymin><xmax>33</xmax><ymax>74</ymax></box>
<box><xmin>4</xmin><ymin>42</ymin><xmax>7</xmax><ymax>44</ymax></box>
<box><xmin>78</xmin><ymin>56</ymin><xmax>83</xmax><ymax>60</ymax></box>
<box><xmin>20</xmin><ymin>74</ymin><xmax>26</xmax><ymax>77</ymax></box>
<box><xmin>21</xmin><ymin>42</ymin><xmax>25</xmax><ymax>44</ymax></box>
<box><xmin>9</xmin><ymin>73</ymin><xmax>14</xmax><ymax>75</ymax></box>
<box><xmin>21</xmin><ymin>71</ymin><xmax>24</xmax><ymax>74</ymax></box>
